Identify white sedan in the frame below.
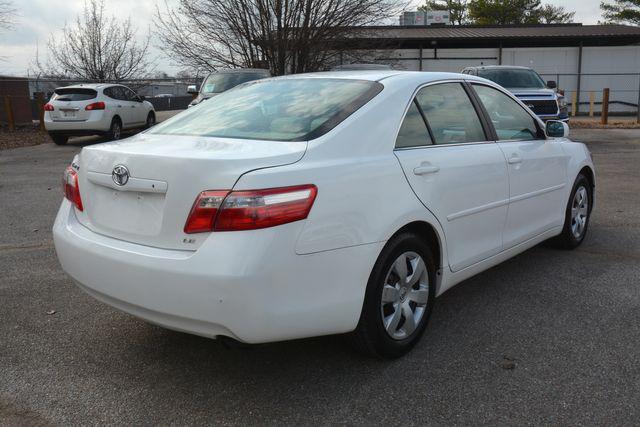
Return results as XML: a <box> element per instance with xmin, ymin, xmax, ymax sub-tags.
<box><xmin>44</xmin><ymin>83</ymin><xmax>156</xmax><ymax>145</ymax></box>
<box><xmin>53</xmin><ymin>71</ymin><xmax>595</xmax><ymax>358</ymax></box>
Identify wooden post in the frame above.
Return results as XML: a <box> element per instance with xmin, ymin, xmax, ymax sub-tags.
<box><xmin>601</xmin><ymin>88</ymin><xmax>610</xmax><ymax>125</ymax></box>
<box><xmin>571</xmin><ymin>91</ymin><xmax>578</xmax><ymax>117</ymax></box>
<box><xmin>589</xmin><ymin>92</ymin><xmax>595</xmax><ymax>117</ymax></box>
<box><xmin>36</xmin><ymin>92</ymin><xmax>45</xmax><ymax>131</ymax></box>
<box><xmin>4</xmin><ymin>95</ymin><xmax>15</xmax><ymax>131</ymax></box>
<box><xmin>637</xmin><ymin>75</ymin><xmax>640</xmax><ymax>124</ymax></box>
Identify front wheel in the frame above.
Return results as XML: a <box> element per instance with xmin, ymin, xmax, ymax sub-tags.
<box><xmin>551</xmin><ymin>173</ymin><xmax>592</xmax><ymax>249</ymax></box>
<box><xmin>351</xmin><ymin>233</ymin><xmax>436</xmax><ymax>359</ymax></box>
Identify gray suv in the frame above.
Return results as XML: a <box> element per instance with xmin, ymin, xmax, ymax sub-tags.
<box><xmin>461</xmin><ymin>65</ymin><xmax>568</xmax><ymax>122</ymax></box>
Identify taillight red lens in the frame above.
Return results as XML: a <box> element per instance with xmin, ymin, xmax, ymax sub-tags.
<box><xmin>183</xmin><ymin>190</ymin><xmax>230</xmax><ymax>234</ymax></box>
<box><xmin>85</xmin><ymin>101</ymin><xmax>105</xmax><ymax>111</ymax></box>
<box><xmin>215</xmin><ymin>185</ymin><xmax>317</xmax><ymax>231</ymax></box>
<box><xmin>183</xmin><ymin>185</ymin><xmax>317</xmax><ymax>234</ymax></box>
<box><xmin>44</xmin><ymin>103</ymin><xmax>54</xmax><ymax>111</ymax></box>
<box><xmin>63</xmin><ymin>165</ymin><xmax>83</xmax><ymax>211</ymax></box>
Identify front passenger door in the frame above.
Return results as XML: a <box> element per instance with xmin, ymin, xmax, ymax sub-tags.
<box><xmin>394</xmin><ymin>82</ymin><xmax>510</xmax><ymax>272</ymax></box>
<box><xmin>471</xmin><ymin>83</ymin><xmax>569</xmax><ymax>248</ymax></box>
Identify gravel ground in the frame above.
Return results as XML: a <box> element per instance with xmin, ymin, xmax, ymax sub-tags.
<box><xmin>0</xmin><ymin>128</ymin><xmax>639</xmax><ymax>425</ymax></box>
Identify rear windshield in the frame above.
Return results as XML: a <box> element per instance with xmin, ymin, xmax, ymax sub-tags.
<box><xmin>201</xmin><ymin>72</ymin><xmax>269</xmax><ymax>94</ymax></box>
<box><xmin>53</xmin><ymin>88</ymin><xmax>97</xmax><ymax>101</ymax></box>
<box><xmin>149</xmin><ymin>78</ymin><xmax>383</xmax><ymax>141</ymax></box>
<box><xmin>477</xmin><ymin>69</ymin><xmax>545</xmax><ymax>89</ymax></box>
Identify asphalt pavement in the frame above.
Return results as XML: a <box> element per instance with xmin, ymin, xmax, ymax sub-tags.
<box><xmin>1</xmin><ymin>127</ymin><xmax>639</xmax><ymax>425</ymax></box>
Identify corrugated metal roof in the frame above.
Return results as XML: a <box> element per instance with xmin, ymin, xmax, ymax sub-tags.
<box><xmin>355</xmin><ymin>24</ymin><xmax>640</xmax><ymax>40</ymax></box>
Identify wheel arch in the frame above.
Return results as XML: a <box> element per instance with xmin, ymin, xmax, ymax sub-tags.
<box><xmin>389</xmin><ymin>220</ymin><xmax>443</xmax><ymax>286</ymax></box>
<box><xmin>579</xmin><ymin>165</ymin><xmax>595</xmax><ymax>190</ymax></box>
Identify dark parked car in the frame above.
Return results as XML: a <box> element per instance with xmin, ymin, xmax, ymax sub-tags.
<box><xmin>187</xmin><ymin>68</ymin><xmax>271</xmax><ymax>107</ymax></box>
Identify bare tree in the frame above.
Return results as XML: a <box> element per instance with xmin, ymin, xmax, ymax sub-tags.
<box><xmin>0</xmin><ymin>0</ymin><xmax>15</xmax><ymax>31</ymax></box>
<box><xmin>39</xmin><ymin>0</ymin><xmax>152</xmax><ymax>81</ymax></box>
<box><xmin>155</xmin><ymin>0</ymin><xmax>406</xmax><ymax>76</ymax></box>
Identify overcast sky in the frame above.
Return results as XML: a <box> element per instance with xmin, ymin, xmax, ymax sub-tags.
<box><xmin>0</xmin><ymin>0</ymin><xmax>605</xmax><ymax>76</ymax></box>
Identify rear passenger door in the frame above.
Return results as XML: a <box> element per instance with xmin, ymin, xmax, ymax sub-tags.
<box><xmin>394</xmin><ymin>81</ymin><xmax>510</xmax><ymax>272</ymax></box>
<box><xmin>470</xmin><ymin>83</ymin><xmax>569</xmax><ymax>248</ymax></box>
<box><xmin>104</xmin><ymin>86</ymin><xmax>131</xmax><ymax>126</ymax></box>
<box><xmin>122</xmin><ymin>87</ymin><xmax>147</xmax><ymax>125</ymax></box>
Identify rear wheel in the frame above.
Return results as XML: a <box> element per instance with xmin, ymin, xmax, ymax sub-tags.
<box><xmin>351</xmin><ymin>233</ymin><xmax>436</xmax><ymax>359</ymax></box>
<box><xmin>108</xmin><ymin>117</ymin><xmax>122</xmax><ymax>141</ymax></box>
<box><xmin>551</xmin><ymin>173</ymin><xmax>592</xmax><ymax>249</ymax></box>
<box><xmin>145</xmin><ymin>111</ymin><xmax>156</xmax><ymax>129</ymax></box>
<box><xmin>50</xmin><ymin>134</ymin><xmax>68</xmax><ymax>145</ymax></box>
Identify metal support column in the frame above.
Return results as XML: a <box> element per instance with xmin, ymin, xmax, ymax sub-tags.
<box><xmin>576</xmin><ymin>42</ymin><xmax>583</xmax><ymax>115</ymax></box>
<box><xmin>419</xmin><ymin>44</ymin><xmax>423</xmax><ymax>71</ymax></box>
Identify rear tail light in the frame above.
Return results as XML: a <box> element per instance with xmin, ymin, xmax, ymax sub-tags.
<box><xmin>183</xmin><ymin>191</ymin><xmax>229</xmax><ymax>234</ymax></box>
<box><xmin>184</xmin><ymin>185</ymin><xmax>317</xmax><ymax>234</ymax></box>
<box><xmin>85</xmin><ymin>101</ymin><xmax>105</xmax><ymax>111</ymax></box>
<box><xmin>63</xmin><ymin>165</ymin><xmax>83</xmax><ymax>211</ymax></box>
<box><xmin>44</xmin><ymin>103</ymin><xmax>54</xmax><ymax>111</ymax></box>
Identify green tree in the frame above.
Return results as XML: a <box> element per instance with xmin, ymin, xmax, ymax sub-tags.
<box><xmin>535</xmin><ymin>4</ymin><xmax>575</xmax><ymax>23</ymax></box>
<box><xmin>468</xmin><ymin>0</ymin><xmax>574</xmax><ymax>24</ymax></box>
<box><xmin>419</xmin><ymin>0</ymin><xmax>468</xmax><ymax>25</ymax></box>
<box><xmin>601</xmin><ymin>0</ymin><xmax>640</xmax><ymax>25</ymax></box>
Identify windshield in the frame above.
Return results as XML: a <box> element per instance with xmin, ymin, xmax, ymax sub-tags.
<box><xmin>477</xmin><ymin>69</ymin><xmax>546</xmax><ymax>89</ymax></box>
<box><xmin>200</xmin><ymin>72</ymin><xmax>268</xmax><ymax>94</ymax></box>
<box><xmin>149</xmin><ymin>78</ymin><xmax>383</xmax><ymax>142</ymax></box>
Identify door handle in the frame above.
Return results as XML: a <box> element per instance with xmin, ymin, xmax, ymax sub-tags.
<box><xmin>413</xmin><ymin>164</ymin><xmax>440</xmax><ymax>175</ymax></box>
<box><xmin>117</xmin><ymin>104</ymin><xmax>122</xmax><ymax>108</ymax></box>
<box><xmin>508</xmin><ymin>155</ymin><xmax>523</xmax><ymax>165</ymax></box>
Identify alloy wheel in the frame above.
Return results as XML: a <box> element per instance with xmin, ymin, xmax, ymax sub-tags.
<box><xmin>380</xmin><ymin>251</ymin><xmax>430</xmax><ymax>340</ymax></box>
<box><xmin>571</xmin><ymin>186</ymin><xmax>589</xmax><ymax>239</ymax></box>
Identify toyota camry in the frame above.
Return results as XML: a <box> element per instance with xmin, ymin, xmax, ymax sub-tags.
<box><xmin>53</xmin><ymin>71</ymin><xmax>595</xmax><ymax>358</ymax></box>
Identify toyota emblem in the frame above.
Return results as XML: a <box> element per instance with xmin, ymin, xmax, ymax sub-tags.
<box><xmin>112</xmin><ymin>165</ymin><xmax>130</xmax><ymax>186</ymax></box>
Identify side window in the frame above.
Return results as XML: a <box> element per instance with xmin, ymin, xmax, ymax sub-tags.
<box><xmin>395</xmin><ymin>100</ymin><xmax>433</xmax><ymax>148</ymax></box>
<box><xmin>123</xmin><ymin>87</ymin><xmax>138</xmax><ymax>101</ymax></box>
<box><xmin>103</xmin><ymin>87</ymin><xmax>115</xmax><ymax>99</ymax></box>
<box><xmin>473</xmin><ymin>84</ymin><xmax>543</xmax><ymax>141</ymax></box>
<box><xmin>415</xmin><ymin>83</ymin><xmax>486</xmax><ymax>145</ymax></box>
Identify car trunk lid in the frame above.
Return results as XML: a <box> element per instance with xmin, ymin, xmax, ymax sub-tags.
<box><xmin>74</xmin><ymin>132</ymin><xmax>307</xmax><ymax>250</ymax></box>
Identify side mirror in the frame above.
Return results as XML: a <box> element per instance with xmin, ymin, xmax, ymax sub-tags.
<box><xmin>137</xmin><ymin>95</ymin><xmax>145</xmax><ymax>102</ymax></box>
<box><xmin>547</xmin><ymin>80</ymin><xmax>557</xmax><ymax>89</ymax></box>
<box><xmin>546</xmin><ymin>120</ymin><xmax>569</xmax><ymax>138</ymax></box>
<box><xmin>187</xmin><ymin>85</ymin><xmax>198</xmax><ymax>95</ymax></box>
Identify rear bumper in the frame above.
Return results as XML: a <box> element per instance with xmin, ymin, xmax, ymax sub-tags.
<box><xmin>53</xmin><ymin>200</ymin><xmax>381</xmax><ymax>343</ymax></box>
<box><xmin>44</xmin><ymin>111</ymin><xmax>111</xmax><ymax>134</ymax></box>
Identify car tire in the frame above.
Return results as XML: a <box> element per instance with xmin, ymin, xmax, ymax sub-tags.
<box><xmin>145</xmin><ymin>111</ymin><xmax>156</xmax><ymax>129</ymax></box>
<box><xmin>351</xmin><ymin>233</ymin><xmax>436</xmax><ymax>359</ymax></box>
<box><xmin>50</xmin><ymin>135</ymin><xmax>68</xmax><ymax>146</ymax></box>
<box><xmin>550</xmin><ymin>173</ymin><xmax>592</xmax><ymax>249</ymax></box>
<box><xmin>108</xmin><ymin>117</ymin><xmax>122</xmax><ymax>141</ymax></box>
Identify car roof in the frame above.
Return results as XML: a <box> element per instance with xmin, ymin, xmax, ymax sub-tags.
<box><xmin>208</xmin><ymin>68</ymin><xmax>270</xmax><ymax>74</ymax></box>
<box><xmin>463</xmin><ymin>65</ymin><xmax>532</xmax><ymax>71</ymax></box>
<box><xmin>271</xmin><ymin>70</ymin><xmax>488</xmax><ymax>85</ymax></box>
<box><xmin>54</xmin><ymin>83</ymin><xmax>124</xmax><ymax>91</ymax></box>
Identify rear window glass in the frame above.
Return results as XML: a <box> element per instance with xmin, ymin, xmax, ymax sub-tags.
<box><xmin>53</xmin><ymin>88</ymin><xmax>97</xmax><ymax>101</ymax></box>
<box><xmin>149</xmin><ymin>78</ymin><xmax>383</xmax><ymax>141</ymax></box>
